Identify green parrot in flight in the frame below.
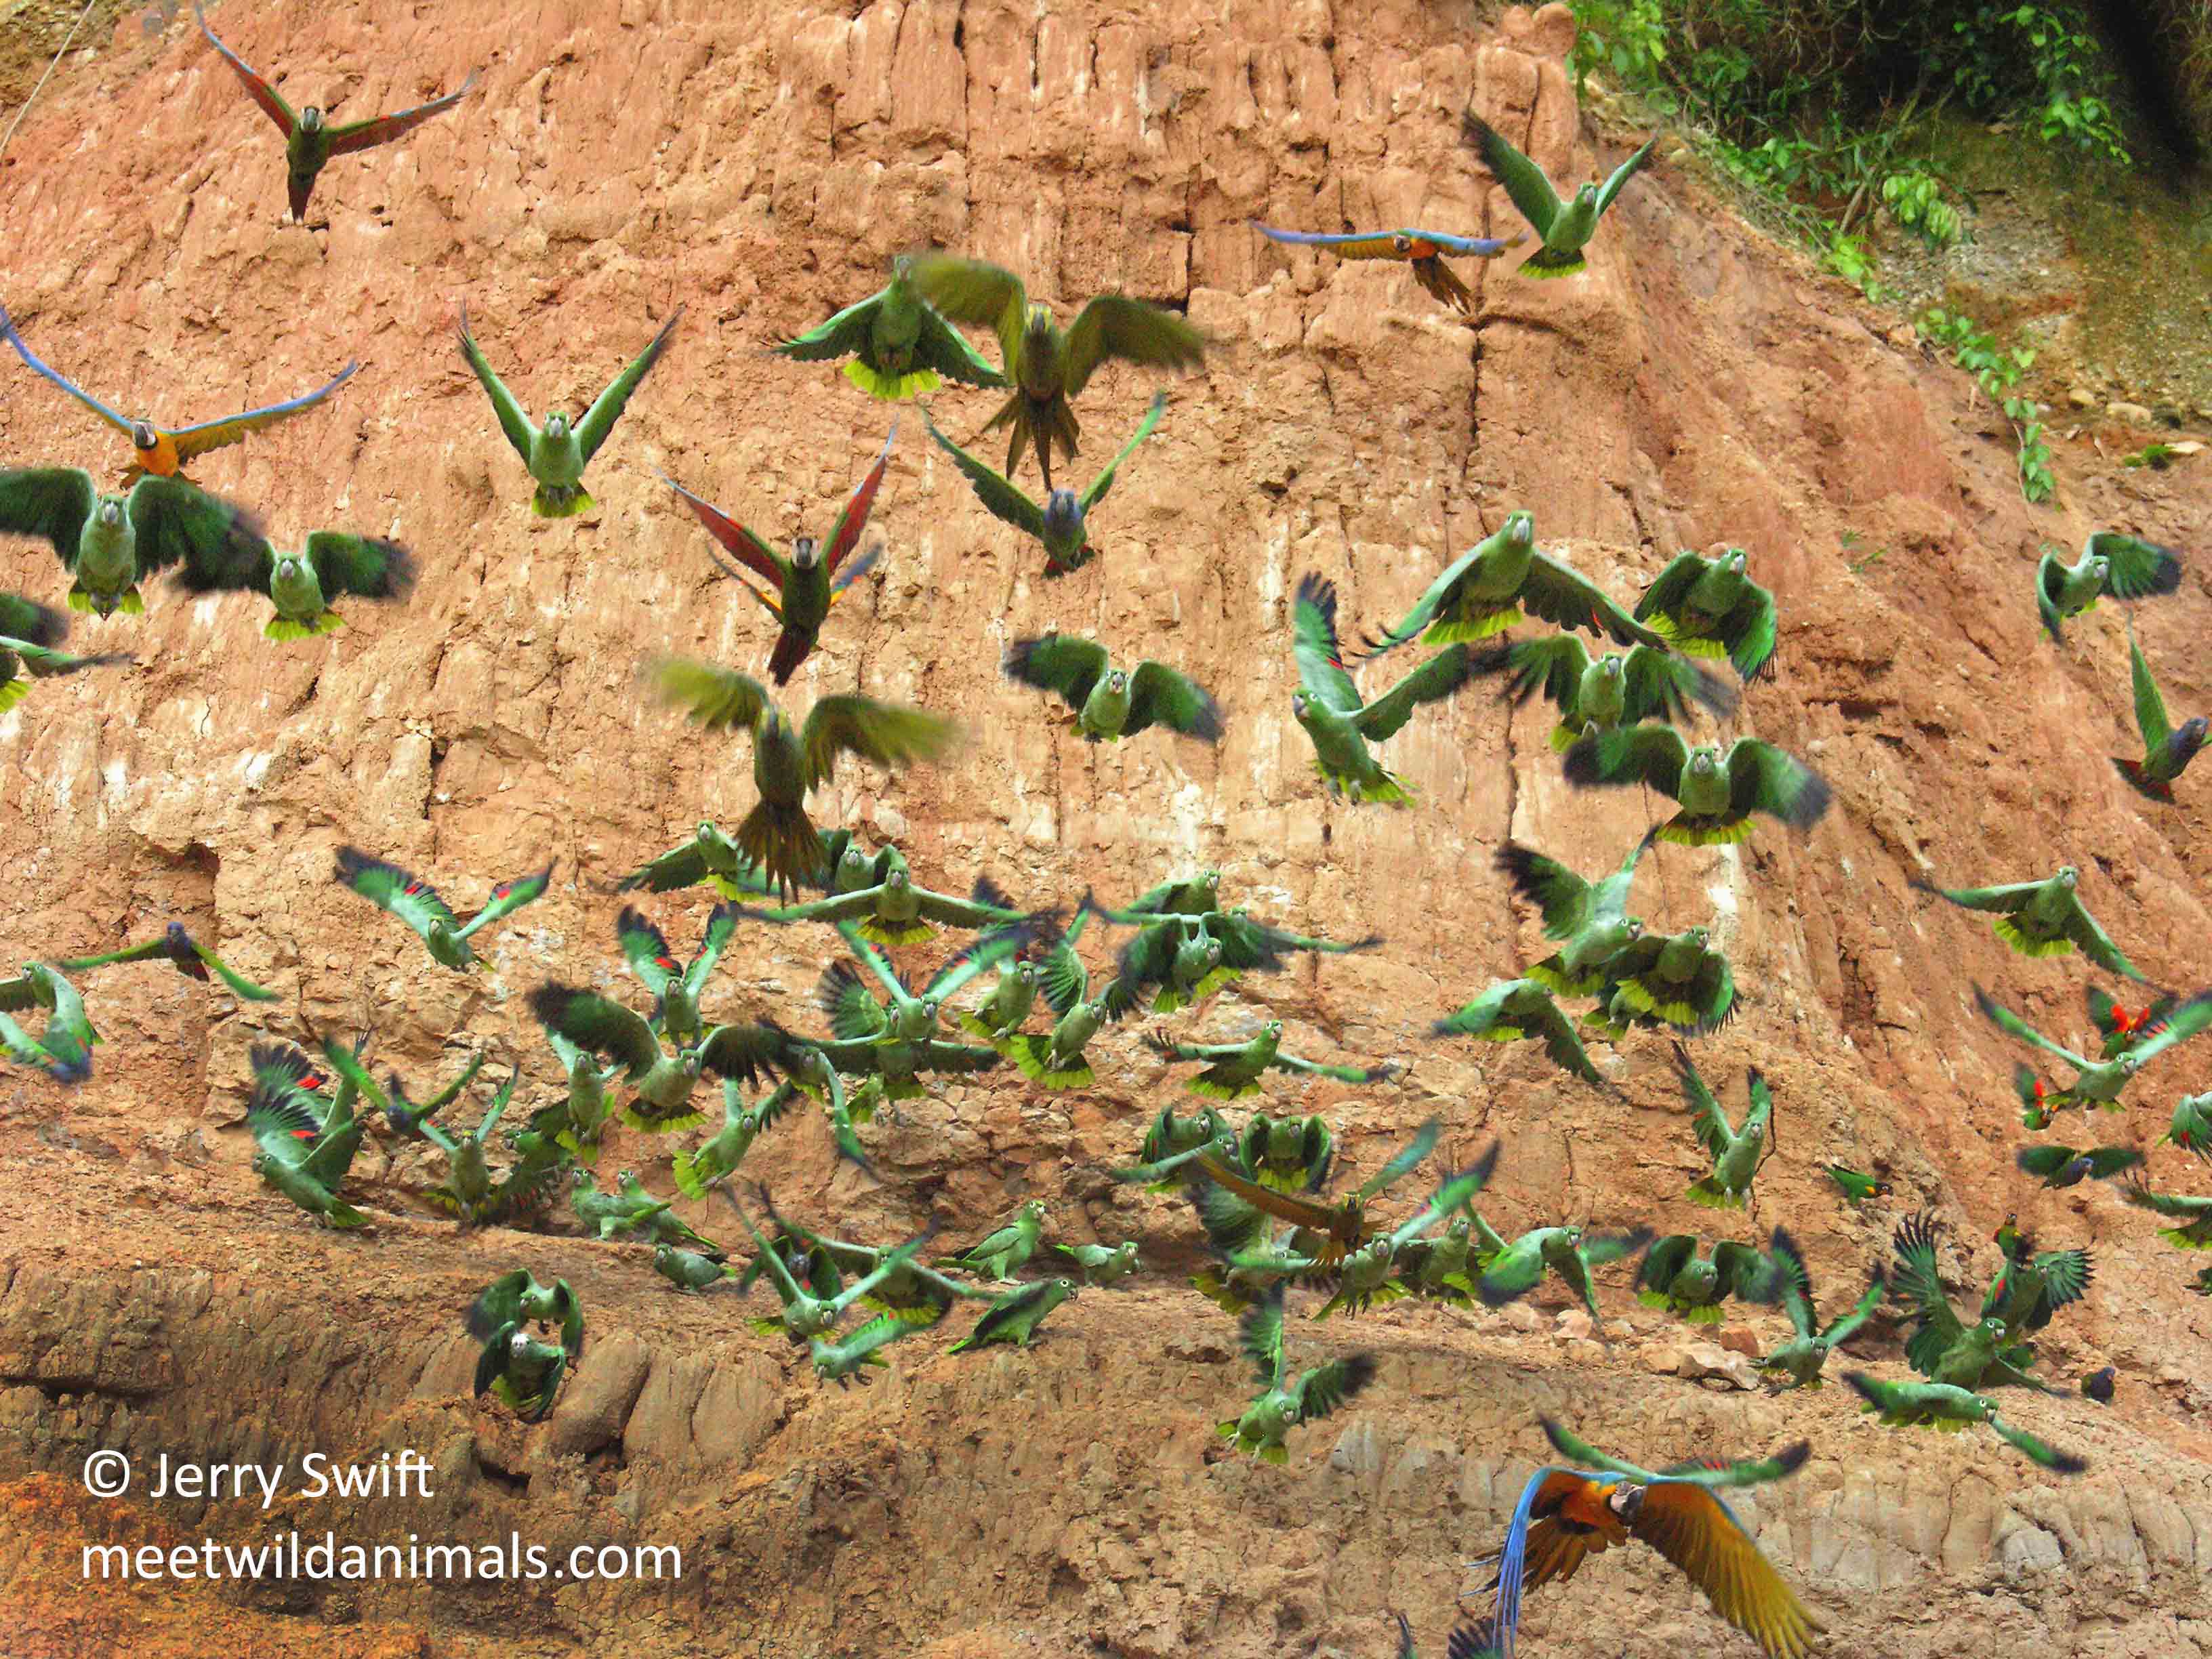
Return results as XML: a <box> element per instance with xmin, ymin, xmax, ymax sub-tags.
<box><xmin>2113</xmin><ymin>621</ymin><xmax>2205</xmax><ymax>802</ymax></box>
<box><xmin>0</xmin><ymin>589</ymin><xmax>127</xmax><ymax>710</ymax></box>
<box><xmin>773</xmin><ymin>255</ymin><xmax>1008</xmax><ymax>400</ymax></box>
<box><xmin>615</xmin><ymin>903</ymin><xmax>739</xmax><ymax>1048</ymax></box>
<box><xmin>332</xmin><ymin>848</ymin><xmax>552</xmax><ymax>971</ymax></box>
<box><xmin>1004</xmin><ymin>630</ymin><xmax>1222</xmax><ymax>744</ymax></box>
<box><xmin>193</xmin><ymin>1</ymin><xmax>476</xmax><ymax>222</ymax></box>
<box><xmin>1975</xmin><ymin>981</ymin><xmax>2212</xmax><ymax>1113</ymax></box>
<box><xmin>1216</xmin><ymin>1281</ymin><xmax>1377</xmax><ymax>1462</ymax></box>
<box><xmin>0</xmin><ymin>468</ymin><xmax>265</xmax><ymax>619</ymax></box>
<box><xmin>1675</xmin><ymin>1044</ymin><xmax>1774</xmax><ymax>1210</ymax></box>
<box><xmin>0</xmin><ymin>962</ymin><xmax>98</xmax><ymax>1083</ymax></box>
<box><xmin>1632</xmin><ymin>548</ymin><xmax>1779</xmax><ymax>681</ymax></box>
<box><xmin>924</xmin><ymin>392</ymin><xmax>1164</xmax><ymax>577</ymax></box>
<box><xmin>649</xmin><ymin>655</ymin><xmax>961</xmax><ymax>901</ymax></box>
<box><xmin>1563</xmin><ymin>728</ymin><xmax>1832</xmax><ymax>846</ymax></box>
<box><xmin>1757</xmin><ymin>1226</ymin><xmax>1884</xmax><ymax>1389</ymax></box>
<box><xmin>459</xmin><ymin>302</ymin><xmax>682</xmax><ymax>518</ymax></box>
<box><xmin>171</xmin><ymin>525</ymin><xmax>416</xmax><ymax>639</ymax></box>
<box><xmin>53</xmin><ymin>920</ymin><xmax>276</xmax><ymax>1003</ymax></box>
<box><xmin>1496</xmin><ymin>832</ymin><xmax>1653</xmax><ymax>998</ymax></box>
<box><xmin>2035</xmin><ymin>531</ymin><xmax>2182</xmax><ymax>640</ymax></box>
<box><xmin>1144</xmin><ymin>1019</ymin><xmax>1397</xmax><ymax>1101</ymax></box>
<box><xmin>1845</xmin><ymin>1373</ymin><xmax>2086</xmax><ymax>1471</ymax></box>
<box><xmin>1434</xmin><ymin>978</ymin><xmax>1603</xmax><ymax>1084</ymax></box>
<box><xmin>664</xmin><ymin>424</ymin><xmax>893</xmax><ymax>684</ymax></box>
<box><xmin>905</xmin><ymin>254</ymin><xmax>1205</xmax><ymax>491</ymax></box>
<box><xmin>1461</xmin><ymin>111</ymin><xmax>1655</xmax><ymax>279</ymax></box>
<box><xmin>1292</xmin><ymin>571</ymin><xmax>1473</xmax><ymax>806</ymax></box>
<box><xmin>1469</xmin><ymin>632</ymin><xmax>1736</xmax><ymax>753</ymax></box>
<box><xmin>1910</xmin><ymin>864</ymin><xmax>2144</xmax><ymax>980</ymax></box>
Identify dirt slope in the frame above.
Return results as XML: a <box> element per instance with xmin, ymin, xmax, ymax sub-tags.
<box><xmin>0</xmin><ymin>1</ymin><xmax>2208</xmax><ymax>1656</ymax></box>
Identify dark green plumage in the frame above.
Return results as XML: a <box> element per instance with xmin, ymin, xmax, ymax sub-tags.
<box><xmin>1562</xmin><ymin>728</ymin><xmax>1831</xmax><ymax>846</ymax></box>
<box><xmin>774</xmin><ymin>255</ymin><xmax>1008</xmax><ymax>400</ymax></box>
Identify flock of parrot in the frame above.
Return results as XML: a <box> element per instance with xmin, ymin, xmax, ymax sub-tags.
<box><xmin>0</xmin><ymin>8</ymin><xmax>2205</xmax><ymax>1658</ymax></box>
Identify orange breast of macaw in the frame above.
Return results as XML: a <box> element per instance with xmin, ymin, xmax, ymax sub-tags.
<box><xmin>136</xmin><ymin>430</ymin><xmax>184</xmax><ymax>477</ymax></box>
<box><xmin>1402</xmin><ymin>239</ymin><xmax>1443</xmax><ymax>262</ymax></box>
<box><xmin>1551</xmin><ymin>1476</ymin><xmax>1633</xmax><ymax>1541</ymax></box>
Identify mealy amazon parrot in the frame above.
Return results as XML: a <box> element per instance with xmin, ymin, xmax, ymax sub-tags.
<box><xmin>1632</xmin><ymin>548</ymin><xmax>1778</xmax><ymax>681</ymax></box>
<box><xmin>1433</xmin><ymin>978</ymin><xmax>1603</xmax><ymax>1084</ymax></box>
<box><xmin>1475</xmin><ymin>1417</ymin><xmax>1818</xmax><ymax>1659</ymax></box>
<box><xmin>808</xmin><ymin>1313</ymin><xmax>926</xmax><ymax>1385</ymax></box>
<box><xmin>653</xmin><ymin>1243</ymin><xmax>731</xmax><ymax>1293</ymax></box>
<box><xmin>811</xmin><ymin>918</ymin><xmax>1029</xmax><ymax>1099</ymax></box>
<box><xmin>954</xmin><ymin>957</ymin><xmax>1040</xmax><ymax>1044</ymax></box>
<box><xmin>1113</xmin><ymin>1102</ymin><xmax>1232</xmax><ymax>1191</ymax></box>
<box><xmin>736</xmin><ymin>859</ymin><xmax>1043</xmax><ymax>949</ymax></box>
<box><xmin>52</xmin><ymin>918</ymin><xmax>276</xmax><ymax>1002</ymax></box>
<box><xmin>1003</xmin><ymin>630</ymin><xmax>1223</xmax><ymax>744</ymax></box>
<box><xmin>1585</xmin><ymin>925</ymin><xmax>1736</xmax><ymax>1038</ymax></box>
<box><xmin>1974</xmin><ymin>981</ymin><xmax>2212</xmax><ymax>1112</ymax></box>
<box><xmin>773</xmin><ymin>254</ymin><xmax>1008</xmax><ymax>399</ymax></box>
<box><xmin>194</xmin><ymin>1</ymin><xmax>476</xmax><ymax>222</ymax></box>
<box><xmin>1291</xmin><ymin>571</ymin><xmax>1473</xmax><ymax>806</ymax></box>
<box><xmin>1355</xmin><ymin>512</ymin><xmax>1667</xmax><ymax>656</ymax></box>
<box><xmin>1496</xmin><ymin>831</ymin><xmax>1654</xmax><ymax>997</ymax></box>
<box><xmin>0</xmin><ymin>587</ymin><xmax>128</xmax><ymax>710</ymax></box>
<box><xmin>464</xmin><ymin>1270</ymin><xmax>584</xmax><ymax>1368</ymax></box>
<box><xmin>1238</xmin><ymin>1111</ymin><xmax>1335</xmax><ymax>1195</ymax></box>
<box><xmin>1675</xmin><ymin>1043</ymin><xmax>1774</xmax><ymax>1210</ymax></box>
<box><xmin>1473</xmin><ymin>1217</ymin><xmax>1653</xmax><ymax>1335</ymax></box>
<box><xmin>945</xmin><ymin>1276</ymin><xmax>1078</xmax><ymax>1353</ymax></box>
<box><xmin>1215</xmin><ymin>1281</ymin><xmax>1377</xmax><ymax>1463</ymax></box>
<box><xmin>1845</xmin><ymin>1372</ymin><xmax>2086</xmax><ymax>1471</ymax></box>
<box><xmin>924</xmin><ymin>391</ymin><xmax>1164</xmax><ymax>577</ymax></box>
<box><xmin>1145</xmin><ymin>1019</ymin><xmax>1397</xmax><ymax>1102</ymax></box>
<box><xmin>664</xmin><ymin>422</ymin><xmax>893</xmax><ymax>684</ymax></box>
<box><xmin>1911</xmin><ymin>863</ymin><xmax>2144</xmax><ymax>980</ymax></box>
<box><xmin>0</xmin><ymin>962</ymin><xmax>98</xmax><ymax>1083</ymax></box>
<box><xmin>2035</xmin><ymin>531</ymin><xmax>2182</xmax><ymax>640</ymax></box>
<box><xmin>738</xmin><ymin>1206</ymin><xmax>996</xmax><ymax>1330</ymax></box>
<box><xmin>1758</xmin><ymin>1225</ymin><xmax>1885</xmax><ymax>1389</ymax></box>
<box><xmin>1468</xmin><ymin>631</ymin><xmax>1736</xmax><ymax>753</ymax></box>
<box><xmin>1250</xmin><ymin>221</ymin><xmax>1523</xmax><ymax>315</ymax></box>
<box><xmin>2121</xmin><ymin>1178</ymin><xmax>2212</xmax><ymax>1249</ymax></box>
<box><xmin>170</xmin><ymin>525</ymin><xmax>416</xmax><ymax>638</ymax></box>
<box><xmin>672</xmin><ymin>1078</ymin><xmax>800</xmax><ymax>1200</ymax></box>
<box><xmin>903</xmin><ymin>253</ymin><xmax>1206</xmax><ymax>490</ymax></box>
<box><xmin>331</xmin><ymin>847</ymin><xmax>552</xmax><ymax>970</ymax></box>
<box><xmin>647</xmin><ymin>655</ymin><xmax>960</xmax><ymax>900</ymax></box>
<box><xmin>727</xmin><ymin>1189</ymin><xmax>933</xmax><ymax>1342</ymax></box>
<box><xmin>473</xmin><ymin>1326</ymin><xmax>569</xmax><ymax>1421</ymax></box>
<box><xmin>2113</xmin><ymin>620</ymin><xmax>2205</xmax><ymax>800</ymax></box>
<box><xmin>415</xmin><ymin>1065</ymin><xmax>520</xmax><ymax>1225</ymax></box>
<box><xmin>0</xmin><ymin>300</ymin><xmax>356</xmax><ymax>485</ymax></box>
<box><xmin>1887</xmin><ymin>1210</ymin><xmax>2053</xmax><ymax>1391</ymax></box>
<box><xmin>1562</xmin><ymin>728</ymin><xmax>1832</xmax><ymax>846</ymax></box>
<box><xmin>993</xmin><ymin>911</ymin><xmax>1118</xmax><ymax>1090</ymax></box>
<box><xmin>314</xmin><ymin>1029</ymin><xmax>480</xmax><ymax>1146</ymax></box>
<box><xmin>458</xmin><ymin>302</ymin><xmax>682</xmax><ymax>517</ymax></box>
<box><xmin>527</xmin><ymin>983</ymin><xmax>789</xmax><ymax>1133</ymax></box>
<box><xmin>1461</xmin><ymin>112</ymin><xmax>1656</xmax><ymax>279</ymax></box>
<box><xmin>1635</xmin><ymin>1234</ymin><xmax>1775</xmax><ymax>1323</ymax></box>
<box><xmin>0</xmin><ymin>467</ymin><xmax>265</xmax><ymax>618</ymax></box>
<box><xmin>615</xmin><ymin>820</ymin><xmax>859</xmax><ymax>902</ymax></box>
<box><xmin>1052</xmin><ymin>1240</ymin><xmax>1141</xmax><ymax>1288</ymax></box>
<box><xmin>937</xmin><ymin>1198</ymin><xmax>1050</xmax><ymax>1283</ymax></box>
<box><xmin>615</xmin><ymin>903</ymin><xmax>739</xmax><ymax>1048</ymax></box>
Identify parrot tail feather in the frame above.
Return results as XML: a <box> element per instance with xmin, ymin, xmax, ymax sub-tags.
<box><xmin>2112</xmin><ymin>756</ymin><xmax>2173</xmax><ymax>801</ymax></box>
<box><xmin>324</xmin><ymin>1200</ymin><xmax>371</xmax><ymax>1230</ymax></box>
<box><xmin>734</xmin><ymin>799</ymin><xmax>825</xmax><ymax>901</ymax></box>
<box><xmin>621</xmin><ymin>1101</ymin><xmax>708</xmax><ymax>1134</ymax></box>
<box><xmin>1685</xmin><ymin>1179</ymin><xmax>1744</xmax><ymax>1210</ymax></box>
<box><xmin>1420</xmin><ymin>607</ymin><xmax>1522</xmax><ymax>645</ymax></box>
<box><xmin>1991</xmin><ymin>916</ymin><xmax>2072</xmax><ymax>957</ymax></box>
<box><xmin>857</xmin><ymin>917</ymin><xmax>937</xmax><ymax>947</ymax></box>
<box><xmin>1659</xmin><ymin>812</ymin><xmax>1754</xmax><ymax>846</ymax></box>
<box><xmin>1519</xmin><ymin>247</ymin><xmax>1589</xmax><ymax>278</ymax></box>
<box><xmin>0</xmin><ymin>679</ymin><xmax>26</xmax><ymax>712</ymax></box>
<box><xmin>766</xmin><ymin>626</ymin><xmax>815</xmax><ymax>687</ymax></box>
<box><xmin>843</xmin><ymin>359</ymin><xmax>939</xmax><ymax>400</ymax></box>
<box><xmin>1683</xmin><ymin>1302</ymin><xmax>1728</xmax><ymax>1324</ymax></box>
<box><xmin>670</xmin><ymin>1152</ymin><xmax>714</xmax><ymax>1202</ymax></box>
<box><xmin>531</xmin><ymin>482</ymin><xmax>596</xmax><ymax>518</ymax></box>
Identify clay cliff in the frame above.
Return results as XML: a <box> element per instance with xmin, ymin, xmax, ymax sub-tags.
<box><xmin>0</xmin><ymin>1</ymin><xmax>2208</xmax><ymax>1656</ymax></box>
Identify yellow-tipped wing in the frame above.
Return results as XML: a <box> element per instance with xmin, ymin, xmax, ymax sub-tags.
<box><xmin>1631</xmin><ymin>1481</ymin><xmax>1821</xmax><ymax>1659</ymax></box>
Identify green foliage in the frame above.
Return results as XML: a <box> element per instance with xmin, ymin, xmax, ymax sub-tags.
<box><xmin>1569</xmin><ymin>0</ymin><xmax>1671</xmax><ymax>102</ymax></box>
<box><xmin>1917</xmin><ymin>307</ymin><xmax>2055</xmax><ymax>504</ymax></box>
<box><xmin>2122</xmin><ymin>443</ymin><xmax>2179</xmax><ymax>470</ymax></box>
<box><xmin>1951</xmin><ymin>5</ymin><xmax>2133</xmax><ymax>166</ymax></box>
<box><xmin>1880</xmin><ymin>169</ymin><xmax>1961</xmax><ymax>247</ymax></box>
<box><xmin>1840</xmin><ymin>531</ymin><xmax>1887</xmax><ymax>575</ymax></box>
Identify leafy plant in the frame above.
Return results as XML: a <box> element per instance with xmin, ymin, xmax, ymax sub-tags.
<box><xmin>1917</xmin><ymin>307</ymin><xmax>2054</xmax><ymax>504</ymax></box>
<box><xmin>1880</xmin><ymin>169</ymin><xmax>1961</xmax><ymax>247</ymax></box>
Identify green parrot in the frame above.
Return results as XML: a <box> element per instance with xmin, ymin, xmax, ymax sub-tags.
<box><xmin>615</xmin><ymin>821</ymin><xmax>766</xmax><ymax>901</ymax></box>
<box><xmin>648</xmin><ymin>655</ymin><xmax>961</xmax><ymax>900</ymax></box>
<box><xmin>2081</xmin><ymin>1366</ymin><xmax>2114</xmax><ymax>1403</ymax></box>
<box><xmin>813</xmin><ymin>918</ymin><xmax>1029</xmax><ymax>1094</ymax></box>
<box><xmin>672</xmin><ymin>1078</ymin><xmax>800</xmax><ymax>1201</ymax></box>
<box><xmin>1145</xmin><ymin>1019</ymin><xmax>1397</xmax><ymax>1101</ymax></box>
<box><xmin>541</xmin><ymin>1031</ymin><xmax>620</xmax><ymax>1160</ymax></box>
<box><xmin>1586</xmin><ymin>926</ymin><xmax>1736</xmax><ymax>1038</ymax></box>
<box><xmin>1228</xmin><ymin>1155</ymin><xmax>1498</xmax><ymax>1321</ymax></box>
<box><xmin>2087</xmin><ymin>987</ymin><xmax>2178</xmax><ymax>1058</ymax></box>
<box><xmin>1462</xmin><ymin>110</ymin><xmax>1655</xmax><ymax>278</ymax></box>
<box><xmin>939</xmin><ymin>1199</ymin><xmax>1050</xmax><ymax>1282</ymax></box>
<box><xmin>2015</xmin><ymin>1142</ymin><xmax>2142</xmax><ymax>1188</ymax></box>
<box><xmin>464</xmin><ymin>1271</ymin><xmax>584</xmax><ymax>1368</ymax></box>
<box><xmin>1114</xmin><ymin>1103</ymin><xmax>1231</xmax><ymax>1190</ymax></box>
<box><xmin>1980</xmin><ymin>1216</ymin><xmax>2093</xmax><ymax>1334</ymax></box>
<box><xmin>1825</xmin><ymin>1164</ymin><xmax>1887</xmax><ymax>1204</ymax></box>
<box><xmin>1469</xmin><ymin>632</ymin><xmax>1736</xmax><ymax>753</ymax></box>
<box><xmin>2112</xmin><ymin>620</ymin><xmax>2205</xmax><ymax>801</ymax></box>
<box><xmin>739</xmin><ymin>1205</ymin><xmax>994</xmax><ymax>1330</ymax></box>
<box><xmin>905</xmin><ymin>254</ymin><xmax>1206</xmax><ymax>491</ymax></box>
<box><xmin>1238</xmin><ymin>1111</ymin><xmax>1334</xmax><ymax>1195</ymax></box>
<box><xmin>527</xmin><ymin>983</ymin><xmax>789</xmax><ymax>1134</ymax></box>
<box><xmin>1757</xmin><ymin>1226</ymin><xmax>1885</xmax><ymax>1389</ymax></box>
<box><xmin>566</xmin><ymin>1167</ymin><xmax>717</xmax><ymax>1252</ymax></box>
<box><xmin>1291</xmin><ymin>571</ymin><xmax>1474</xmax><ymax>806</ymax></box>
<box><xmin>1182</xmin><ymin>1122</ymin><xmax>1461</xmax><ymax>1279</ymax></box>
<box><xmin>1675</xmin><ymin>1044</ymin><xmax>1774</xmax><ymax>1210</ymax></box>
<box><xmin>737</xmin><ymin>860</ymin><xmax>1042</xmax><ymax>949</ymax></box>
<box><xmin>2162</xmin><ymin>1092</ymin><xmax>2212</xmax><ymax>1162</ymax></box>
<box><xmin>1003</xmin><ymin>630</ymin><xmax>1222</xmax><ymax>744</ymax></box>
<box><xmin>1496</xmin><ymin>831</ymin><xmax>1654</xmax><ymax>997</ymax></box>
<box><xmin>458</xmin><ymin>302</ymin><xmax>682</xmax><ymax>518</ymax></box>
<box><xmin>773</xmin><ymin>254</ymin><xmax>1009</xmax><ymax>399</ymax></box>
<box><xmin>169</xmin><ymin>525</ymin><xmax>415</xmax><ymax>640</ymax></box>
<box><xmin>193</xmin><ymin>1</ymin><xmax>475</xmax><ymax>222</ymax></box>
<box><xmin>415</xmin><ymin>1065</ymin><xmax>519</xmax><ymax>1224</ymax></box>
<box><xmin>332</xmin><ymin>848</ymin><xmax>552</xmax><ymax>971</ymax></box>
<box><xmin>1216</xmin><ymin>1282</ymin><xmax>1377</xmax><ymax>1462</ymax></box>
<box><xmin>808</xmin><ymin>1313</ymin><xmax>926</xmax><ymax>1386</ymax></box>
<box><xmin>1634</xmin><ymin>1235</ymin><xmax>1774</xmax><ymax>1323</ymax></box>
<box><xmin>1887</xmin><ymin>1211</ymin><xmax>2051</xmax><ymax>1390</ymax></box>
<box><xmin>994</xmin><ymin>911</ymin><xmax>1118</xmax><ymax>1090</ymax></box>
<box><xmin>246</xmin><ymin>1061</ymin><xmax>367</xmax><ymax>1229</ymax></box>
<box><xmin>1845</xmin><ymin>1373</ymin><xmax>2086</xmax><ymax>1471</ymax></box>
<box><xmin>1912</xmin><ymin>865</ymin><xmax>2144</xmax><ymax>980</ymax></box>
<box><xmin>924</xmin><ymin>392</ymin><xmax>1164</xmax><ymax>577</ymax></box>
<box><xmin>1562</xmin><ymin>728</ymin><xmax>1832</xmax><ymax>846</ymax></box>
<box><xmin>955</xmin><ymin>957</ymin><xmax>1041</xmax><ymax>1044</ymax></box>
<box><xmin>946</xmin><ymin>1276</ymin><xmax>1079</xmax><ymax>1353</ymax></box>
<box><xmin>1355</xmin><ymin>511</ymin><xmax>1668</xmax><ymax>656</ymax></box>
<box><xmin>654</xmin><ymin>1244</ymin><xmax>732</xmax><ymax>1293</ymax></box>
<box><xmin>2035</xmin><ymin>531</ymin><xmax>2182</xmax><ymax>640</ymax></box>
<box><xmin>0</xmin><ymin>962</ymin><xmax>98</xmax><ymax>1083</ymax></box>
<box><xmin>0</xmin><ymin>467</ymin><xmax>264</xmax><ymax>618</ymax></box>
<box><xmin>0</xmin><ymin>586</ymin><xmax>128</xmax><ymax>708</ymax></box>
<box><xmin>473</xmin><ymin>1325</ymin><xmax>571</xmax><ymax>1420</ymax></box>
<box><xmin>1474</xmin><ymin>1218</ymin><xmax>1653</xmax><ymax>1334</ymax></box>
<box><xmin>664</xmin><ymin>424</ymin><xmax>893</xmax><ymax>685</ymax></box>
<box><xmin>1052</xmin><ymin>1240</ymin><xmax>1141</xmax><ymax>1287</ymax></box>
<box><xmin>52</xmin><ymin>919</ymin><xmax>276</xmax><ymax>1003</ymax></box>
<box><xmin>489</xmin><ymin>1105</ymin><xmax>577</xmax><ymax>1224</ymax></box>
<box><xmin>245</xmin><ymin>1037</ymin><xmax>346</xmax><ymax>1124</ymax></box>
<box><xmin>1086</xmin><ymin>887</ymin><xmax>1381</xmax><ymax>1015</ymax></box>
<box><xmin>316</xmin><ymin>1029</ymin><xmax>483</xmax><ymax>1142</ymax></box>
<box><xmin>1088</xmin><ymin>869</ymin><xmax>1225</xmax><ymax>922</ymax></box>
<box><xmin>616</xmin><ymin>902</ymin><xmax>739</xmax><ymax>1048</ymax></box>
<box><xmin>1975</xmin><ymin>982</ymin><xmax>2212</xmax><ymax>1113</ymax></box>
<box><xmin>1433</xmin><ymin>979</ymin><xmax>1603</xmax><ymax>1084</ymax></box>
<box><xmin>1394</xmin><ymin>1214</ymin><xmax>1483</xmax><ymax>1307</ymax></box>
<box><xmin>2121</xmin><ymin>1178</ymin><xmax>2212</xmax><ymax>1249</ymax></box>
<box><xmin>1632</xmin><ymin>548</ymin><xmax>1779</xmax><ymax>682</ymax></box>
